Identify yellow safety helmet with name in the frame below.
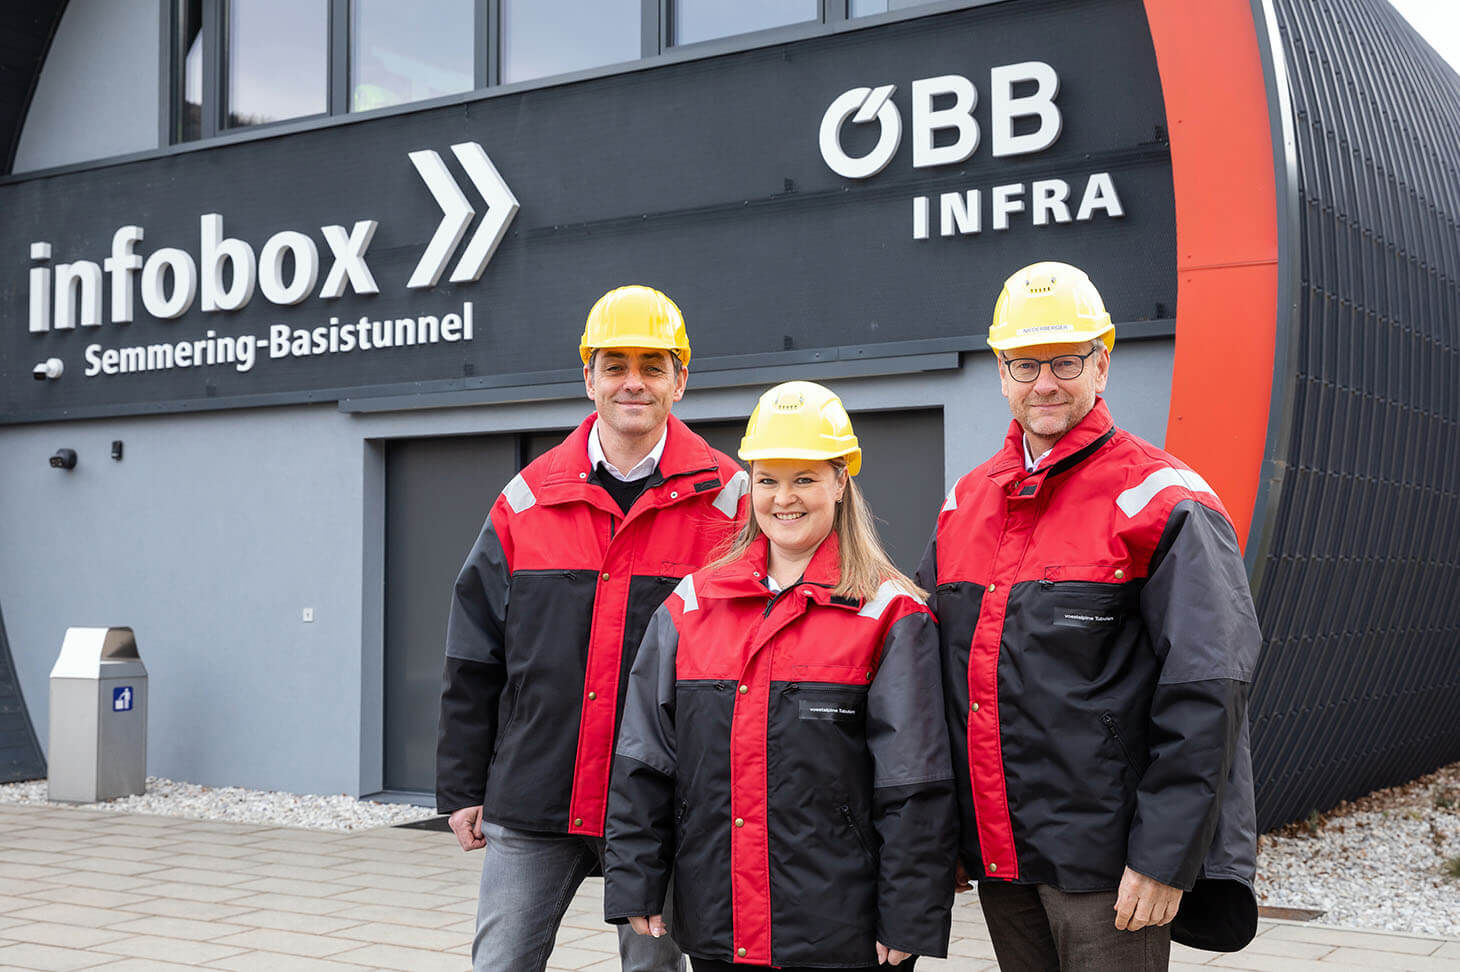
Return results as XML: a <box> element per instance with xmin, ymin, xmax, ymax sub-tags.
<box><xmin>988</xmin><ymin>261</ymin><xmax>1115</xmax><ymax>352</ymax></box>
<box><xmin>580</xmin><ymin>285</ymin><xmax>691</xmax><ymax>365</ymax></box>
<box><xmin>738</xmin><ymin>381</ymin><xmax>861</xmax><ymax>476</ymax></box>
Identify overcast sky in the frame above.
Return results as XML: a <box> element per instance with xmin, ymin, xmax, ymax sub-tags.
<box><xmin>1386</xmin><ymin>0</ymin><xmax>1460</xmax><ymax>75</ymax></box>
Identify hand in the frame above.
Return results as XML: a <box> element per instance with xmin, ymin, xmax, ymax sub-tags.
<box><xmin>1113</xmin><ymin>866</ymin><xmax>1183</xmax><ymax>931</ymax></box>
<box><xmin>876</xmin><ymin>942</ymin><xmax>913</xmax><ymax>965</ymax></box>
<box><xmin>448</xmin><ymin>806</ymin><xmax>486</xmax><ymax>852</ymax></box>
<box><xmin>954</xmin><ymin>858</ymin><xmax>973</xmax><ymax>893</ymax></box>
<box><xmin>627</xmin><ymin>915</ymin><xmax>667</xmax><ymax>938</ymax></box>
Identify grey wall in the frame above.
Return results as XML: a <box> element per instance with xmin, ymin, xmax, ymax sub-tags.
<box><xmin>0</xmin><ymin>405</ymin><xmax>366</xmax><ymax>795</ymax></box>
<box><xmin>0</xmin><ymin>339</ymin><xmax>1173</xmax><ymax>798</ymax></box>
<box><xmin>12</xmin><ymin>0</ymin><xmax>160</xmax><ymax>173</ymax></box>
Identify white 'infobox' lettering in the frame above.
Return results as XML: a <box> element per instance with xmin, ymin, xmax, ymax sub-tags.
<box><xmin>27</xmin><ymin>215</ymin><xmax>381</xmax><ymax>332</ymax></box>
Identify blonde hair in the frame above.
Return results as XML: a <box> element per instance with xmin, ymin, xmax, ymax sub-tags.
<box><xmin>708</xmin><ymin>459</ymin><xmax>927</xmax><ymax>602</ymax></box>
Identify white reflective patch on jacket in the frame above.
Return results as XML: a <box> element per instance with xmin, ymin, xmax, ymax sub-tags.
<box><xmin>858</xmin><ymin>579</ymin><xmax>920</xmax><ymax>618</ymax></box>
<box><xmin>712</xmin><ymin>469</ymin><xmax>749</xmax><ymax>519</ymax></box>
<box><xmin>674</xmin><ymin>574</ymin><xmax>699</xmax><ymax>613</ymax></box>
<box><xmin>502</xmin><ymin>473</ymin><xmax>536</xmax><ymax>514</ymax></box>
<box><xmin>941</xmin><ymin>487</ymin><xmax>958</xmax><ymax>512</ymax></box>
<box><xmin>1116</xmin><ymin>466</ymin><xmax>1215</xmax><ymax>519</ymax></box>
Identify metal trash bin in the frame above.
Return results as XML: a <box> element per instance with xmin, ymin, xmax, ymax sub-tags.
<box><xmin>48</xmin><ymin>626</ymin><xmax>147</xmax><ymax>803</ymax></box>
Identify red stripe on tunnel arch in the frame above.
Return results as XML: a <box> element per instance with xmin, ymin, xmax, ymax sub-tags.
<box><xmin>1145</xmin><ymin>0</ymin><xmax>1280</xmax><ymax>551</ymax></box>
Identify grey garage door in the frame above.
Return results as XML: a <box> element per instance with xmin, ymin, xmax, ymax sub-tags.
<box><xmin>382</xmin><ymin>409</ymin><xmax>943</xmax><ymax>796</ymax></box>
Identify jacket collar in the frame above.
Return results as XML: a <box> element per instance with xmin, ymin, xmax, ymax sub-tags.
<box><xmin>990</xmin><ymin>397</ymin><xmax>1116</xmax><ymax>490</ymax></box>
<box><xmin>537</xmin><ymin>413</ymin><xmax>723</xmax><ymax>499</ymax></box>
<box><xmin>702</xmin><ymin>533</ymin><xmax>856</xmax><ymax>609</ymax></box>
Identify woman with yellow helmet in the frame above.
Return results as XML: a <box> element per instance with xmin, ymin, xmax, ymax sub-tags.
<box><xmin>603</xmin><ymin>381</ymin><xmax>957</xmax><ymax>970</ymax></box>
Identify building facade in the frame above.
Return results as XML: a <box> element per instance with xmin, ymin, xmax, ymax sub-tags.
<box><xmin>0</xmin><ymin>0</ymin><xmax>1454</xmax><ymax>829</ymax></box>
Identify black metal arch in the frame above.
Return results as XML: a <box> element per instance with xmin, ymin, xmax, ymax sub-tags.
<box><xmin>0</xmin><ymin>1</ymin><xmax>70</xmax><ymax>174</ymax></box>
<box><xmin>0</xmin><ymin>603</ymin><xmax>45</xmax><ymax>783</ymax></box>
<box><xmin>1248</xmin><ymin>0</ymin><xmax>1460</xmax><ymax>829</ymax></box>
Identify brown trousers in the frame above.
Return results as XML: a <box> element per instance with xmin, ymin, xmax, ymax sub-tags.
<box><xmin>978</xmin><ymin>882</ymin><xmax>1172</xmax><ymax>971</ymax></box>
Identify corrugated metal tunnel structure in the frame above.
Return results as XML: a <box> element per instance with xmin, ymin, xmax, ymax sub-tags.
<box><xmin>1244</xmin><ymin>0</ymin><xmax>1460</xmax><ymax>829</ymax></box>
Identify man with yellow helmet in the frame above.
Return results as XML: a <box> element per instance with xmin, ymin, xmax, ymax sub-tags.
<box><xmin>437</xmin><ymin>284</ymin><xmax>746</xmax><ymax>972</ymax></box>
<box><xmin>919</xmin><ymin>262</ymin><xmax>1261</xmax><ymax>970</ymax></box>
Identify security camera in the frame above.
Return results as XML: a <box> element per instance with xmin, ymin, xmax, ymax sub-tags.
<box><xmin>50</xmin><ymin>448</ymin><xmax>77</xmax><ymax>470</ymax></box>
<box><xmin>33</xmin><ymin>358</ymin><xmax>63</xmax><ymax>380</ymax></box>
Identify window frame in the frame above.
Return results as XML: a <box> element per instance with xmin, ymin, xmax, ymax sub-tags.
<box><xmin>150</xmin><ymin>0</ymin><xmax>989</xmax><ymax>153</ymax></box>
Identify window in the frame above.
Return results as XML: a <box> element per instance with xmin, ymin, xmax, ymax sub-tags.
<box><xmin>169</xmin><ymin>0</ymin><xmax>972</xmax><ymax>149</ymax></box>
<box><xmin>225</xmin><ymin>0</ymin><xmax>328</xmax><ymax>128</ymax></box>
<box><xmin>501</xmin><ymin>0</ymin><xmax>641</xmax><ymax>84</ymax></box>
<box><xmin>850</xmin><ymin>0</ymin><xmax>945</xmax><ymax>17</ymax></box>
<box><xmin>177</xmin><ymin>0</ymin><xmax>203</xmax><ymax>142</ymax></box>
<box><xmin>671</xmin><ymin>0</ymin><xmax>818</xmax><ymax>46</ymax></box>
<box><xmin>352</xmin><ymin>0</ymin><xmax>474</xmax><ymax>112</ymax></box>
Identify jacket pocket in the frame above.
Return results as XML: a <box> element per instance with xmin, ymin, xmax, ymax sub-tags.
<box><xmin>1046</xmin><ymin>581</ymin><xmax>1126</xmax><ymax>631</ymax></box>
<box><xmin>489</xmin><ymin>680</ymin><xmax>523</xmax><ymax>768</ymax></box>
<box><xmin>1100</xmin><ymin>711</ymin><xmax>1145</xmax><ymax>775</ymax></box>
<box><xmin>1037</xmin><ymin>578</ymin><xmax>1132</xmax><ymax>682</ymax></box>
<box><xmin>839</xmin><ymin>802</ymin><xmax>877</xmax><ymax>862</ymax></box>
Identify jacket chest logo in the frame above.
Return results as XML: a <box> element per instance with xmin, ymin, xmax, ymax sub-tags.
<box><xmin>1053</xmin><ymin>610</ymin><xmax>1118</xmax><ymax>629</ymax></box>
<box><xmin>798</xmin><ymin>698</ymin><xmax>865</xmax><ymax>722</ymax></box>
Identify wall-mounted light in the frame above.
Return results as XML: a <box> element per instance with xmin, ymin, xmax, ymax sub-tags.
<box><xmin>33</xmin><ymin>358</ymin><xmax>63</xmax><ymax>381</ymax></box>
<box><xmin>50</xmin><ymin>448</ymin><xmax>77</xmax><ymax>470</ymax></box>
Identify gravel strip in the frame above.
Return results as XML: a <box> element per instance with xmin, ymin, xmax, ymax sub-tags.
<box><xmin>0</xmin><ymin>776</ymin><xmax>438</xmax><ymax>831</ymax></box>
<box><xmin>1255</xmin><ymin>761</ymin><xmax>1460</xmax><ymax>938</ymax></box>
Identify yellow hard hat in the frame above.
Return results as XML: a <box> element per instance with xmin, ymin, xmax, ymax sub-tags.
<box><xmin>988</xmin><ymin>261</ymin><xmax>1114</xmax><ymax>352</ymax></box>
<box><xmin>738</xmin><ymin>381</ymin><xmax>862</xmax><ymax>476</ymax></box>
<box><xmin>579</xmin><ymin>285</ymin><xmax>691</xmax><ymax>365</ymax></box>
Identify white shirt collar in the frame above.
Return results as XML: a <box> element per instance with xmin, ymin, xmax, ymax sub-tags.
<box><xmin>1022</xmin><ymin>435</ymin><xmax>1052</xmax><ymax>474</ymax></box>
<box><xmin>588</xmin><ymin>420</ymin><xmax>667</xmax><ymax>482</ymax></box>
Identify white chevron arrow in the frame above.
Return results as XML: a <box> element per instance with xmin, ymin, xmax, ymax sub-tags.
<box><xmin>407</xmin><ymin>142</ymin><xmax>520</xmax><ymax>289</ymax></box>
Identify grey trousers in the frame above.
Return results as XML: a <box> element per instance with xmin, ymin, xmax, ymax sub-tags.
<box><xmin>977</xmin><ymin>882</ymin><xmax>1172</xmax><ymax>972</ymax></box>
<box><xmin>473</xmin><ymin>820</ymin><xmax>684</xmax><ymax>972</ymax></box>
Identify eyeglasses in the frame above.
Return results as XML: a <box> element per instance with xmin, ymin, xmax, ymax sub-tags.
<box><xmin>1000</xmin><ymin>348</ymin><xmax>1099</xmax><ymax>383</ymax></box>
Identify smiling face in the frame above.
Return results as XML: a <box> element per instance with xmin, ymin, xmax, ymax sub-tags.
<box><xmin>997</xmin><ymin>339</ymin><xmax>1109</xmax><ymax>455</ymax></box>
<box><xmin>752</xmin><ymin>459</ymin><xmax>846</xmax><ymax>574</ymax></box>
<box><xmin>584</xmin><ymin>347</ymin><xmax>686</xmax><ymax>445</ymax></box>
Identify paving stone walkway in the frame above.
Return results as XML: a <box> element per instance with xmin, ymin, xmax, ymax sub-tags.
<box><xmin>0</xmin><ymin>803</ymin><xmax>1457</xmax><ymax>970</ymax></box>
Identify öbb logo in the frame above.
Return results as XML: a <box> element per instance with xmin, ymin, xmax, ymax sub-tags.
<box><xmin>817</xmin><ymin>62</ymin><xmax>1125</xmax><ymax>241</ymax></box>
<box><xmin>818</xmin><ymin>62</ymin><xmax>1062</xmax><ymax>179</ymax></box>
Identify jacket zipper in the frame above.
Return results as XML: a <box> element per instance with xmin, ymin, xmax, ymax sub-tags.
<box><xmin>763</xmin><ymin>586</ymin><xmax>793</xmax><ymax>618</ymax></box>
<box><xmin>1100</xmin><ymin>712</ymin><xmax>1140</xmax><ymax>772</ymax></box>
<box><xmin>839</xmin><ymin>803</ymin><xmax>875</xmax><ymax>860</ymax></box>
<box><xmin>676</xmin><ymin>798</ymin><xmax>688</xmax><ymax>823</ymax></box>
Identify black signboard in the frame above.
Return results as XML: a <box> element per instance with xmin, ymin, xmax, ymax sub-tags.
<box><xmin>1</xmin><ymin>0</ymin><xmax>1174</xmax><ymax>423</ymax></box>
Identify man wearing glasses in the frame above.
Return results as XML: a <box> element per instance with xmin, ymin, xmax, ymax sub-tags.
<box><xmin>918</xmin><ymin>262</ymin><xmax>1261</xmax><ymax>970</ymax></box>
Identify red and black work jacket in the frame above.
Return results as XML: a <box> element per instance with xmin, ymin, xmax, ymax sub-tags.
<box><xmin>917</xmin><ymin>398</ymin><xmax>1261</xmax><ymax>952</ymax></box>
<box><xmin>603</xmin><ymin>534</ymin><xmax>957</xmax><ymax>968</ymax></box>
<box><xmin>436</xmin><ymin>413</ymin><xmax>747</xmax><ymax>836</ymax></box>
